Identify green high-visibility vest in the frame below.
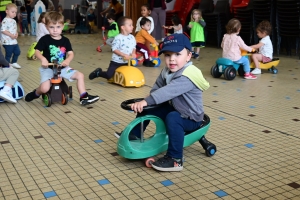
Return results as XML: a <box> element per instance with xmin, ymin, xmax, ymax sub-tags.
<box><xmin>0</xmin><ymin>0</ymin><xmax>12</xmax><ymax>12</ymax></box>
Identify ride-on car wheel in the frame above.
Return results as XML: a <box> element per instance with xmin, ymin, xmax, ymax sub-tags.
<box><xmin>272</xmin><ymin>66</ymin><xmax>278</xmax><ymax>74</ymax></box>
<box><xmin>199</xmin><ymin>136</ymin><xmax>217</xmax><ymax>157</ymax></box>
<box><xmin>68</xmin><ymin>86</ymin><xmax>72</xmax><ymax>99</ymax></box>
<box><xmin>238</xmin><ymin>66</ymin><xmax>245</xmax><ymax>76</ymax></box>
<box><xmin>224</xmin><ymin>66</ymin><xmax>236</xmax><ymax>80</ymax></box>
<box><xmin>211</xmin><ymin>64</ymin><xmax>222</xmax><ymax>78</ymax></box>
<box><xmin>62</xmin><ymin>92</ymin><xmax>68</xmax><ymax>105</ymax></box>
<box><xmin>42</xmin><ymin>93</ymin><xmax>52</xmax><ymax>107</ymax></box>
<box><xmin>152</xmin><ymin>58</ymin><xmax>161</xmax><ymax>67</ymax></box>
<box><xmin>145</xmin><ymin>157</ymin><xmax>155</xmax><ymax>168</ymax></box>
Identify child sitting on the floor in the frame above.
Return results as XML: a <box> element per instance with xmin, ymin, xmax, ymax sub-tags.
<box><xmin>135</xmin><ymin>17</ymin><xmax>158</xmax><ymax>67</ymax></box>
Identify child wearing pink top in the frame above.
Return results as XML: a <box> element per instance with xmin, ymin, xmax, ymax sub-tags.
<box><xmin>221</xmin><ymin>19</ymin><xmax>256</xmax><ymax>80</ymax></box>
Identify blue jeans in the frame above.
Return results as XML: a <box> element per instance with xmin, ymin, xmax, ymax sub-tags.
<box><xmin>21</xmin><ymin>20</ymin><xmax>29</xmax><ymax>34</ymax></box>
<box><xmin>234</xmin><ymin>56</ymin><xmax>250</xmax><ymax>73</ymax></box>
<box><xmin>3</xmin><ymin>44</ymin><xmax>21</xmax><ymax>64</ymax></box>
<box><xmin>131</xmin><ymin>103</ymin><xmax>202</xmax><ymax>159</ymax></box>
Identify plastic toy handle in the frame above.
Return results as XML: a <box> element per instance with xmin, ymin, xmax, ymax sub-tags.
<box><xmin>101</xmin><ymin>26</ymin><xmax>105</xmax><ymax>30</ymax></box>
<box><xmin>121</xmin><ymin>98</ymin><xmax>162</xmax><ymax>111</ymax></box>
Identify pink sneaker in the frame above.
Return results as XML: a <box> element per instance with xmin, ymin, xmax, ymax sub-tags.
<box><xmin>244</xmin><ymin>73</ymin><xmax>257</xmax><ymax>79</ymax></box>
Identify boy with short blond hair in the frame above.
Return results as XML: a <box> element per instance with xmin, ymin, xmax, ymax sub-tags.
<box><xmin>1</xmin><ymin>3</ymin><xmax>22</xmax><ymax>69</ymax></box>
<box><xmin>25</xmin><ymin>11</ymin><xmax>99</xmax><ymax>105</ymax></box>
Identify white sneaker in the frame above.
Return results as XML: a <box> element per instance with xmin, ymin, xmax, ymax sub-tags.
<box><xmin>21</xmin><ymin>33</ymin><xmax>24</xmax><ymax>36</ymax></box>
<box><xmin>27</xmin><ymin>33</ymin><xmax>30</xmax><ymax>35</ymax></box>
<box><xmin>11</xmin><ymin>63</ymin><xmax>21</xmax><ymax>69</ymax></box>
<box><xmin>0</xmin><ymin>90</ymin><xmax>17</xmax><ymax>103</ymax></box>
<box><xmin>251</xmin><ymin>68</ymin><xmax>261</xmax><ymax>74</ymax></box>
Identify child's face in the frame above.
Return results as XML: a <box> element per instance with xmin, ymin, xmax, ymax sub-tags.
<box><xmin>141</xmin><ymin>6</ymin><xmax>150</xmax><ymax>17</ymax></box>
<box><xmin>141</xmin><ymin>22</ymin><xmax>151</xmax><ymax>31</ymax></box>
<box><xmin>256</xmin><ymin>30</ymin><xmax>267</xmax><ymax>39</ymax></box>
<box><xmin>192</xmin><ymin>12</ymin><xmax>200</xmax><ymax>20</ymax></box>
<box><xmin>108</xmin><ymin>18</ymin><xmax>114</xmax><ymax>23</ymax></box>
<box><xmin>164</xmin><ymin>49</ymin><xmax>192</xmax><ymax>73</ymax></box>
<box><xmin>6</xmin><ymin>7</ymin><xmax>17</xmax><ymax>19</ymax></box>
<box><xmin>121</xmin><ymin>19</ymin><xmax>133</xmax><ymax>35</ymax></box>
<box><xmin>47</xmin><ymin>22</ymin><xmax>63</xmax><ymax>39</ymax></box>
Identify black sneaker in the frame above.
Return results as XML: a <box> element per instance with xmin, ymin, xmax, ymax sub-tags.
<box><xmin>114</xmin><ymin>132</ymin><xmax>140</xmax><ymax>140</ymax></box>
<box><xmin>193</xmin><ymin>53</ymin><xmax>199</xmax><ymax>59</ymax></box>
<box><xmin>25</xmin><ymin>90</ymin><xmax>40</xmax><ymax>102</ymax></box>
<box><xmin>143</xmin><ymin>60</ymin><xmax>155</xmax><ymax>67</ymax></box>
<box><xmin>89</xmin><ymin>68</ymin><xmax>102</xmax><ymax>80</ymax></box>
<box><xmin>152</xmin><ymin>155</ymin><xmax>183</xmax><ymax>172</ymax></box>
<box><xmin>80</xmin><ymin>94</ymin><xmax>99</xmax><ymax>105</ymax></box>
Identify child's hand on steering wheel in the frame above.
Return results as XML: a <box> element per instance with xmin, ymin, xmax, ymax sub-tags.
<box><xmin>61</xmin><ymin>60</ymin><xmax>70</xmax><ymax>67</ymax></box>
<box><xmin>41</xmin><ymin>58</ymin><xmax>49</xmax><ymax>68</ymax></box>
<box><xmin>131</xmin><ymin>100</ymin><xmax>147</xmax><ymax>113</ymax></box>
<box><xmin>123</xmin><ymin>54</ymin><xmax>131</xmax><ymax>60</ymax></box>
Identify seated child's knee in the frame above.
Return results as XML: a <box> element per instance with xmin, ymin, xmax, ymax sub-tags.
<box><xmin>40</xmin><ymin>81</ymin><xmax>51</xmax><ymax>93</ymax></box>
<box><xmin>73</xmin><ymin>71</ymin><xmax>84</xmax><ymax>80</ymax></box>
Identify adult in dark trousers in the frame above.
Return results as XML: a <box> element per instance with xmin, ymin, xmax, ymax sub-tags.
<box><xmin>0</xmin><ymin>0</ymin><xmax>12</xmax><ymax>22</ymax></box>
<box><xmin>148</xmin><ymin>0</ymin><xmax>173</xmax><ymax>40</ymax></box>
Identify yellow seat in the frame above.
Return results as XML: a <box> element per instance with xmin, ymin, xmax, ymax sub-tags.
<box><xmin>108</xmin><ymin>62</ymin><xmax>145</xmax><ymax>87</ymax></box>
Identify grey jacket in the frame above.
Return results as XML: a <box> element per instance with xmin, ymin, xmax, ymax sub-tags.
<box><xmin>145</xmin><ymin>61</ymin><xmax>209</xmax><ymax>122</ymax></box>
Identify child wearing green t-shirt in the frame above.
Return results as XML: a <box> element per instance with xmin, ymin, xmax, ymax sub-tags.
<box><xmin>105</xmin><ymin>13</ymin><xmax>119</xmax><ymax>46</ymax></box>
<box><xmin>187</xmin><ymin>9</ymin><xmax>206</xmax><ymax>59</ymax></box>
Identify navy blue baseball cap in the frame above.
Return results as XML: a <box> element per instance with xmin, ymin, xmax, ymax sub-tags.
<box><xmin>158</xmin><ymin>34</ymin><xmax>192</xmax><ymax>55</ymax></box>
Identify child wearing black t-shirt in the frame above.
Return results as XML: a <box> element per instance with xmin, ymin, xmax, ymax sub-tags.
<box><xmin>25</xmin><ymin>11</ymin><xmax>99</xmax><ymax>105</ymax></box>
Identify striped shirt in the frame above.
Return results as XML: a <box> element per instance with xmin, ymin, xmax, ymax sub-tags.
<box><xmin>21</xmin><ymin>12</ymin><xmax>28</xmax><ymax>21</ymax></box>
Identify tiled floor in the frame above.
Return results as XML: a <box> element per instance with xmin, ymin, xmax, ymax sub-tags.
<box><xmin>1</xmin><ymin>33</ymin><xmax>300</xmax><ymax>200</ymax></box>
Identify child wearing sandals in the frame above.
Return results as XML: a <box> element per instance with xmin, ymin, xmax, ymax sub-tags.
<box><xmin>250</xmin><ymin>20</ymin><xmax>273</xmax><ymax>75</ymax></box>
<box><xmin>221</xmin><ymin>18</ymin><xmax>256</xmax><ymax>79</ymax></box>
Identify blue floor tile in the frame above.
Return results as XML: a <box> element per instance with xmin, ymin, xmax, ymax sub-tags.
<box><xmin>47</xmin><ymin>122</ymin><xmax>55</xmax><ymax>126</ymax></box>
<box><xmin>98</xmin><ymin>179</ymin><xmax>110</xmax><ymax>185</ymax></box>
<box><xmin>112</xmin><ymin>121</ymin><xmax>120</xmax><ymax>125</ymax></box>
<box><xmin>214</xmin><ymin>190</ymin><xmax>228</xmax><ymax>197</ymax></box>
<box><xmin>245</xmin><ymin>143</ymin><xmax>254</xmax><ymax>148</ymax></box>
<box><xmin>218</xmin><ymin>117</ymin><xmax>225</xmax><ymax>120</ymax></box>
<box><xmin>44</xmin><ymin>191</ymin><xmax>57</xmax><ymax>198</ymax></box>
<box><xmin>161</xmin><ymin>180</ymin><xmax>173</xmax><ymax>186</ymax></box>
<box><xmin>94</xmin><ymin>139</ymin><xmax>103</xmax><ymax>143</ymax></box>
<box><xmin>249</xmin><ymin>106</ymin><xmax>256</xmax><ymax>108</ymax></box>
